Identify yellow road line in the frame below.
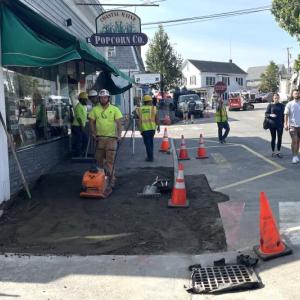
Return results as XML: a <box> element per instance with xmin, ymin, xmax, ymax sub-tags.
<box><xmin>215</xmin><ymin>168</ymin><xmax>284</xmax><ymax>191</ymax></box>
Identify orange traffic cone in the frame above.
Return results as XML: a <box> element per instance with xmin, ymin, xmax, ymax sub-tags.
<box><xmin>178</xmin><ymin>135</ymin><xmax>190</xmax><ymax>160</ymax></box>
<box><xmin>196</xmin><ymin>134</ymin><xmax>208</xmax><ymax>159</ymax></box>
<box><xmin>168</xmin><ymin>163</ymin><xmax>189</xmax><ymax>207</ymax></box>
<box><xmin>253</xmin><ymin>192</ymin><xmax>292</xmax><ymax>260</ymax></box>
<box><xmin>159</xmin><ymin>128</ymin><xmax>170</xmax><ymax>152</ymax></box>
<box><xmin>163</xmin><ymin>114</ymin><xmax>171</xmax><ymax>125</ymax></box>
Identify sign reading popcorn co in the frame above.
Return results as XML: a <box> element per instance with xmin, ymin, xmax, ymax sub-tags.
<box><xmin>88</xmin><ymin>10</ymin><xmax>148</xmax><ymax>47</ymax></box>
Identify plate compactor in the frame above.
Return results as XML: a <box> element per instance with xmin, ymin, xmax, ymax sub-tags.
<box><xmin>80</xmin><ymin>167</ymin><xmax>112</xmax><ymax>199</ymax></box>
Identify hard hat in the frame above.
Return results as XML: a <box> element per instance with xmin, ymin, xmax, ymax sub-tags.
<box><xmin>99</xmin><ymin>89</ymin><xmax>110</xmax><ymax>97</ymax></box>
<box><xmin>88</xmin><ymin>89</ymin><xmax>98</xmax><ymax>97</ymax></box>
<box><xmin>78</xmin><ymin>91</ymin><xmax>88</xmax><ymax>100</ymax></box>
<box><xmin>143</xmin><ymin>95</ymin><xmax>152</xmax><ymax>102</ymax></box>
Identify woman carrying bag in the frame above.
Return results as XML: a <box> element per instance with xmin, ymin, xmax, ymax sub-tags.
<box><xmin>265</xmin><ymin>93</ymin><xmax>285</xmax><ymax>157</ymax></box>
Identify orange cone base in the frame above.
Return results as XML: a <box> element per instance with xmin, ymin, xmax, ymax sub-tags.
<box><xmin>253</xmin><ymin>243</ymin><xmax>292</xmax><ymax>261</ymax></box>
<box><xmin>196</xmin><ymin>155</ymin><xmax>208</xmax><ymax>159</ymax></box>
<box><xmin>178</xmin><ymin>156</ymin><xmax>190</xmax><ymax>160</ymax></box>
<box><xmin>168</xmin><ymin>198</ymin><xmax>189</xmax><ymax>208</ymax></box>
<box><xmin>159</xmin><ymin>149</ymin><xmax>171</xmax><ymax>153</ymax></box>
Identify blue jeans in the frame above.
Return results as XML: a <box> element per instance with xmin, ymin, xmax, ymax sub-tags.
<box><xmin>217</xmin><ymin>121</ymin><xmax>230</xmax><ymax>141</ymax></box>
<box><xmin>72</xmin><ymin>126</ymin><xmax>88</xmax><ymax>157</ymax></box>
<box><xmin>142</xmin><ymin>130</ymin><xmax>155</xmax><ymax>161</ymax></box>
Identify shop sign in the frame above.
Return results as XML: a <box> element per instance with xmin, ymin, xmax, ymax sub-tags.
<box><xmin>89</xmin><ymin>33</ymin><xmax>148</xmax><ymax>47</ymax></box>
<box><xmin>134</xmin><ymin>73</ymin><xmax>161</xmax><ymax>85</ymax></box>
<box><xmin>90</xmin><ymin>10</ymin><xmax>148</xmax><ymax>47</ymax></box>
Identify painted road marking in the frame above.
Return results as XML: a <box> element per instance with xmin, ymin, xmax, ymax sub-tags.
<box><xmin>280</xmin><ymin>202</ymin><xmax>300</xmax><ymax>245</ymax></box>
<box><xmin>218</xmin><ymin>200</ymin><xmax>245</xmax><ymax>250</ymax></box>
<box><xmin>175</xmin><ymin>141</ymin><xmax>286</xmax><ymax>191</ymax></box>
<box><xmin>211</xmin><ymin>152</ymin><xmax>231</xmax><ymax>168</ymax></box>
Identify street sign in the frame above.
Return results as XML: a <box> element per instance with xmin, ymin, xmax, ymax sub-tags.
<box><xmin>134</xmin><ymin>73</ymin><xmax>161</xmax><ymax>85</ymax></box>
<box><xmin>214</xmin><ymin>81</ymin><xmax>227</xmax><ymax>94</ymax></box>
<box><xmin>89</xmin><ymin>33</ymin><xmax>148</xmax><ymax>47</ymax></box>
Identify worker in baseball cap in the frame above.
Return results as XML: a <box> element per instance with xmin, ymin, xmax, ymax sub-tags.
<box><xmin>136</xmin><ymin>94</ymin><xmax>160</xmax><ymax>162</ymax></box>
<box><xmin>89</xmin><ymin>89</ymin><xmax>123</xmax><ymax>188</ymax></box>
<box><xmin>72</xmin><ymin>91</ymin><xmax>88</xmax><ymax>157</ymax></box>
<box><xmin>88</xmin><ymin>89</ymin><xmax>98</xmax><ymax>106</ymax></box>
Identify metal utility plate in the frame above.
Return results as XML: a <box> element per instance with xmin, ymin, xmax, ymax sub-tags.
<box><xmin>191</xmin><ymin>265</ymin><xmax>261</xmax><ymax>294</ymax></box>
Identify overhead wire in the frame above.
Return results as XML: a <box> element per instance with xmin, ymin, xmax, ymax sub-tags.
<box><xmin>141</xmin><ymin>5</ymin><xmax>272</xmax><ymax>29</ymax></box>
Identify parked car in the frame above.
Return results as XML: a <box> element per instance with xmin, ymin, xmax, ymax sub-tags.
<box><xmin>176</xmin><ymin>94</ymin><xmax>204</xmax><ymax>117</ymax></box>
<box><xmin>261</xmin><ymin>92</ymin><xmax>274</xmax><ymax>103</ymax></box>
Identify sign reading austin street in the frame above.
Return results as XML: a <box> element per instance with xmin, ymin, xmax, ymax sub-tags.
<box><xmin>90</xmin><ymin>33</ymin><xmax>148</xmax><ymax>47</ymax></box>
<box><xmin>89</xmin><ymin>10</ymin><xmax>148</xmax><ymax>47</ymax></box>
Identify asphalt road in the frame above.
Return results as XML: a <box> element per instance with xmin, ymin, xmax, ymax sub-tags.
<box><xmin>1</xmin><ymin>103</ymin><xmax>300</xmax><ymax>299</ymax></box>
<box><xmin>169</xmin><ymin>103</ymin><xmax>300</xmax><ymax>250</ymax></box>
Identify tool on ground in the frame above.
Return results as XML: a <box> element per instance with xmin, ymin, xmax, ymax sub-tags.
<box><xmin>0</xmin><ymin>112</ymin><xmax>31</xmax><ymax>200</ymax></box>
<box><xmin>196</xmin><ymin>133</ymin><xmax>208</xmax><ymax>159</ymax></box>
<box><xmin>253</xmin><ymin>192</ymin><xmax>292</xmax><ymax>260</ymax></box>
<box><xmin>137</xmin><ymin>176</ymin><xmax>171</xmax><ymax>198</ymax></box>
<box><xmin>178</xmin><ymin>135</ymin><xmax>190</xmax><ymax>160</ymax></box>
<box><xmin>168</xmin><ymin>163</ymin><xmax>189</xmax><ymax>207</ymax></box>
<box><xmin>159</xmin><ymin>127</ymin><xmax>170</xmax><ymax>153</ymax></box>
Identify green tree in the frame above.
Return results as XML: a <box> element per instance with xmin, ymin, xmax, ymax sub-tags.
<box><xmin>294</xmin><ymin>54</ymin><xmax>300</xmax><ymax>72</ymax></box>
<box><xmin>145</xmin><ymin>25</ymin><xmax>182</xmax><ymax>91</ymax></box>
<box><xmin>259</xmin><ymin>61</ymin><xmax>279</xmax><ymax>92</ymax></box>
<box><xmin>272</xmin><ymin>0</ymin><xmax>300</xmax><ymax>41</ymax></box>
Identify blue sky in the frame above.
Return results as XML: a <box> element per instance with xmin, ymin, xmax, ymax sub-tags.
<box><xmin>112</xmin><ymin>0</ymin><xmax>300</xmax><ymax>71</ymax></box>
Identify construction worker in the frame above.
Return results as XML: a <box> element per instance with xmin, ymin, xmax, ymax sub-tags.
<box><xmin>72</xmin><ymin>91</ymin><xmax>88</xmax><ymax>157</ymax></box>
<box><xmin>87</xmin><ymin>89</ymin><xmax>99</xmax><ymax>110</ymax></box>
<box><xmin>215</xmin><ymin>97</ymin><xmax>230</xmax><ymax>143</ymax></box>
<box><xmin>89</xmin><ymin>89</ymin><xmax>123</xmax><ymax>187</ymax></box>
<box><xmin>137</xmin><ymin>94</ymin><xmax>160</xmax><ymax>162</ymax></box>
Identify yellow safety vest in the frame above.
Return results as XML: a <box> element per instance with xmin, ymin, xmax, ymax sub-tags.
<box><xmin>215</xmin><ymin>107</ymin><xmax>228</xmax><ymax>122</ymax></box>
<box><xmin>138</xmin><ymin>105</ymin><xmax>157</xmax><ymax>132</ymax></box>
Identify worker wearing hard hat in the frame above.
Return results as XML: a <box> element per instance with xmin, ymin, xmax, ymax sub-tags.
<box><xmin>89</xmin><ymin>89</ymin><xmax>123</xmax><ymax>187</ymax></box>
<box><xmin>87</xmin><ymin>89</ymin><xmax>99</xmax><ymax>111</ymax></box>
<box><xmin>137</xmin><ymin>94</ymin><xmax>160</xmax><ymax>162</ymax></box>
<box><xmin>72</xmin><ymin>91</ymin><xmax>88</xmax><ymax>157</ymax></box>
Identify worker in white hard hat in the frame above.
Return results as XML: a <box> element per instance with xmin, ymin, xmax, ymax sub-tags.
<box><xmin>136</xmin><ymin>94</ymin><xmax>160</xmax><ymax>162</ymax></box>
<box><xmin>89</xmin><ymin>89</ymin><xmax>123</xmax><ymax>188</ymax></box>
<box><xmin>88</xmin><ymin>89</ymin><xmax>98</xmax><ymax>105</ymax></box>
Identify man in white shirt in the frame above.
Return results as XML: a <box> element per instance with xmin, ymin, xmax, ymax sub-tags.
<box><xmin>284</xmin><ymin>89</ymin><xmax>300</xmax><ymax>164</ymax></box>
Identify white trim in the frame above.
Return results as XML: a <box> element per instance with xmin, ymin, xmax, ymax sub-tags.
<box><xmin>0</xmin><ymin>31</ymin><xmax>11</xmax><ymax>203</ymax></box>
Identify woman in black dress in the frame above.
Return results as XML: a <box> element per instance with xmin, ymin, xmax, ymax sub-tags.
<box><xmin>265</xmin><ymin>93</ymin><xmax>285</xmax><ymax>157</ymax></box>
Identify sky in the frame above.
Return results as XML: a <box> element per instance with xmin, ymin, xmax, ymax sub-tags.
<box><xmin>102</xmin><ymin>0</ymin><xmax>300</xmax><ymax>72</ymax></box>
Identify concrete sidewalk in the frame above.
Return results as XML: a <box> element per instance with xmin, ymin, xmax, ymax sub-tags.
<box><xmin>0</xmin><ymin>248</ymin><xmax>299</xmax><ymax>300</ymax></box>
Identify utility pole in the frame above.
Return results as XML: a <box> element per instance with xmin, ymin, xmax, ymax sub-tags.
<box><xmin>286</xmin><ymin>47</ymin><xmax>292</xmax><ymax>75</ymax></box>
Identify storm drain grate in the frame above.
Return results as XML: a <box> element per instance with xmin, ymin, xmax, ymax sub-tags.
<box><xmin>191</xmin><ymin>265</ymin><xmax>261</xmax><ymax>294</ymax></box>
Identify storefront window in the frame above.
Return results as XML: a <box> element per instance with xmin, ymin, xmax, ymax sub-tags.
<box><xmin>3</xmin><ymin>64</ymin><xmax>72</xmax><ymax>148</ymax></box>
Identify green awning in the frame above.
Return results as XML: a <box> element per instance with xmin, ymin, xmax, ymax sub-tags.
<box><xmin>1</xmin><ymin>4</ymin><xmax>80</xmax><ymax>67</ymax></box>
<box><xmin>0</xmin><ymin>0</ymin><xmax>134</xmax><ymax>84</ymax></box>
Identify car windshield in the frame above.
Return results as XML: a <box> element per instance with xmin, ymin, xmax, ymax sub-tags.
<box><xmin>179</xmin><ymin>95</ymin><xmax>199</xmax><ymax>103</ymax></box>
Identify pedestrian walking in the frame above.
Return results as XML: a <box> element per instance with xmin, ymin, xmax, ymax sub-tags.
<box><xmin>89</xmin><ymin>89</ymin><xmax>123</xmax><ymax>186</ymax></box>
<box><xmin>284</xmin><ymin>89</ymin><xmax>300</xmax><ymax>164</ymax></box>
<box><xmin>265</xmin><ymin>93</ymin><xmax>285</xmax><ymax>158</ymax></box>
<box><xmin>137</xmin><ymin>95</ymin><xmax>160</xmax><ymax>162</ymax></box>
<box><xmin>215</xmin><ymin>98</ymin><xmax>230</xmax><ymax>143</ymax></box>
<box><xmin>188</xmin><ymin>98</ymin><xmax>197</xmax><ymax>123</ymax></box>
<box><xmin>72</xmin><ymin>92</ymin><xmax>88</xmax><ymax>157</ymax></box>
<box><xmin>182</xmin><ymin>100</ymin><xmax>188</xmax><ymax>124</ymax></box>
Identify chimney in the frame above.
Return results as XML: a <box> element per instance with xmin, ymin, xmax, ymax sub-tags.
<box><xmin>229</xmin><ymin>59</ymin><xmax>233</xmax><ymax>63</ymax></box>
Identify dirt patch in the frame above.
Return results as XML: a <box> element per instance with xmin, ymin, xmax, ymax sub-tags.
<box><xmin>0</xmin><ymin>167</ymin><xmax>227</xmax><ymax>255</ymax></box>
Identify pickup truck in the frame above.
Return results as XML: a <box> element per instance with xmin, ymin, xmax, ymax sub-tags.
<box><xmin>175</xmin><ymin>94</ymin><xmax>204</xmax><ymax>118</ymax></box>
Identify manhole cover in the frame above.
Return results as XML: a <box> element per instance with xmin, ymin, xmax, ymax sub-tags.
<box><xmin>191</xmin><ymin>265</ymin><xmax>261</xmax><ymax>294</ymax></box>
